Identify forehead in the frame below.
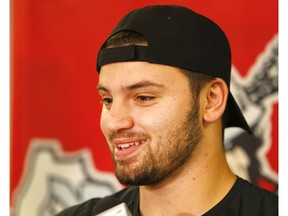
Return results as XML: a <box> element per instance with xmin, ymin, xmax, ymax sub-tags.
<box><xmin>98</xmin><ymin>61</ymin><xmax>189</xmax><ymax>90</ymax></box>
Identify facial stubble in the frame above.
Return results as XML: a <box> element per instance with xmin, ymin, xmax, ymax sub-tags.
<box><xmin>110</xmin><ymin>101</ymin><xmax>201</xmax><ymax>186</ymax></box>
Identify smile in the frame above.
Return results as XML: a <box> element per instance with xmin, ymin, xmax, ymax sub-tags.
<box><xmin>118</xmin><ymin>140</ymin><xmax>145</xmax><ymax>150</ymax></box>
<box><xmin>114</xmin><ymin>139</ymin><xmax>146</xmax><ymax>159</ymax></box>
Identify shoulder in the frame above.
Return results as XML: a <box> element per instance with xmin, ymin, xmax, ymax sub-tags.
<box><xmin>54</xmin><ymin>197</ymin><xmax>100</xmax><ymax>216</ymax></box>
<box><xmin>55</xmin><ymin>186</ymin><xmax>139</xmax><ymax>216</ymax></box>
<box><xmin>231</xmin><ymin>178</ymin><xmax>278</xmax><ymax>216</ymax></box>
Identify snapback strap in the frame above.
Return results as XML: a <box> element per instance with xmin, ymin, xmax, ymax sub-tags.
<box><xmin>97</xmin><ymin>45</ymin><xmax>148</xmax><ymax>71</ymax></box>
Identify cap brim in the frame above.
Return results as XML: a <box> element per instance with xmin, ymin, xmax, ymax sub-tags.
<box><xmin>225</xmin><ymin>92</ymin><xmax>252</xmax><ymax>134</ymax></box>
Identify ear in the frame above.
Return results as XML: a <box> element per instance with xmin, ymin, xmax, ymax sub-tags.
<box><xmin>202</xmin><ymin>78</ymin><xmax>228</xmax><ymax>123</ymax></box>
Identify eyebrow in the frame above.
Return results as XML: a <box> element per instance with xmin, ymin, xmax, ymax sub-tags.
<box><xmin>97</xmin><ymin>80</ymin><xmax>165</xmax><ymax>93</ymax></box>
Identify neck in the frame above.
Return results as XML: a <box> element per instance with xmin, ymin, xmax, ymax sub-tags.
<box><xmin>139</xmin><ymin>137</ymin><xmax>236</xmax><ymax>216</ymax></box>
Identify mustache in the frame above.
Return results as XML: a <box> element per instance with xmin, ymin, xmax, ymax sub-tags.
<box><xmin>109</xmin><ymin>131</ymin><xmax>150</xmax><ymax>142</ymax></box>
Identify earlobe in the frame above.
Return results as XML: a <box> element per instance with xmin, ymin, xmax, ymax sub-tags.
<box><xmin>202</xmin><ymin>78</ymin><xmax>228</xmax><ymax>123</ymax></box>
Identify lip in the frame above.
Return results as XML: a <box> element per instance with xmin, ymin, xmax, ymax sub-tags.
<box><xmin>112</xmin><ymin>138</ymin><xmax>147</xmax><ymax>159</ymax></box>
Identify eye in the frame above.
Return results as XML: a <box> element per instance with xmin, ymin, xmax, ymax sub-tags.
<box><xmin>136</xmin><ymin>95</ymin><xmax>155</xmax><ymax>103</ymax></box>
<box><xmin>101</xmin><ymin>97</ymin><xmax>113</xmax><ymax>108</ymax></box>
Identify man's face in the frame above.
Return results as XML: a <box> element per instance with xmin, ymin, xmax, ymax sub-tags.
<box><xmin>98</xmin><ymin>62</ymin><xmax>202</xmax><ymax>185</ymax></box>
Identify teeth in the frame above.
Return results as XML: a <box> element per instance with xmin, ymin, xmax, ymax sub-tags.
<box><xmin>118</xmin><ymin>140</ymin><xmax>146</xmax><ymax>150</ymax></box>
<box><xmin>120</xmin><ymin>144</ymin><xmax>130</xmax><ymax>148</ymax></box>
<box><xmin>119</xmin><ymin>143</ymin><xmax>133</xmax><ymax>150</ymax></box>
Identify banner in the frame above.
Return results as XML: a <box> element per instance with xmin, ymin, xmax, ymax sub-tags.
<box><xmin>11</xmin><ymin>1</ymin><xmax>278</xmax><ymax>215</ymax></box>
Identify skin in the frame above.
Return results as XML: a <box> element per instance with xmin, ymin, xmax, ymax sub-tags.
<box><xmin>98</xmin><ymin>61</ymin><xmax>236</xmax><ymax>215</ymax></box>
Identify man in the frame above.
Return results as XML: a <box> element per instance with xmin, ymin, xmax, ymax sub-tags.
<box><xmin>56</xmin><ymin>5</ymin><xmax>278</xmax><ymax>216</ymax></box>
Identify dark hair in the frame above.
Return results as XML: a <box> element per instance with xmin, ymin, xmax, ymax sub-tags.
<box><xmin>179</xmin><ymin>69</ymin><xmax>213</xmax><ymax>102</ymax></box>
<box><xmin>105</xmin><ymin>31</ymin><xmax>148</xmax><ymax>48</ymax></box>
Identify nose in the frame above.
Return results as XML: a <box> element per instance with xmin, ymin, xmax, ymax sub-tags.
<box><xmin>102</xmin><ymin>101</ymin><xmax>134</xmax><ymax>134</ymax></box>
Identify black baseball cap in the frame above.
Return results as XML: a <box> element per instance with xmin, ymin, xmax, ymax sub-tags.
<box><xmin>96</xmin><ymin>5</ymin><xmax>252</xmax><ymax>134</ymax></box>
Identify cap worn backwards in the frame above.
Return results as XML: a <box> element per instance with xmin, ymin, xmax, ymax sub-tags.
<box><xmin>96</xmin><ymin>5</ymin><xmax>252</xmax><ymax>134</ymax></box>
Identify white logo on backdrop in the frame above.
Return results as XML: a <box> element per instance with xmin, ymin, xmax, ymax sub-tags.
<box><xmin>11</xmin><ymin>138</ymin><xmax>121</xmax><ymax>216</ymax></box>
<box><xmin>225</xmin><ymin>35</ymin><xmax>278</xmax><ymax>190</ymax></box>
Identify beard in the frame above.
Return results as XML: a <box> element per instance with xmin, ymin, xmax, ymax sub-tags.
<box><xmin>110</xmin><ymin>102</ymin><xmax>202</xmax><ymax>186</ymax></box>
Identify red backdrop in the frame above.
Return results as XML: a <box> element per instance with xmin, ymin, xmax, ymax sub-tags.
<box><xmin>11</xmin><ymin>1</ymin><xmax>278</xmax><ymax>215</ymax></box>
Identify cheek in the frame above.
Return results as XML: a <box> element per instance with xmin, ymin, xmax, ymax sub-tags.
<box><xmin>99</xmin><ymin>110</ymin><xmax>108</xmax><ymax>135</ymax></box>
<box><xmin>135</xmin><ymin>104</ymin><xmax>180</xmax><ymax>132</ymax></box>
